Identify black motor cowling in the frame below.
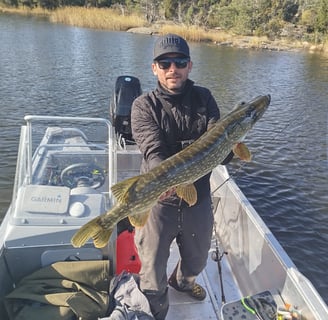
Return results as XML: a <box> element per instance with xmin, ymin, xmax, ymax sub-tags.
<box><xmin>109</xmin><ymin>76</ymin><xmax>142</xmax><ymax>143</ymax></box>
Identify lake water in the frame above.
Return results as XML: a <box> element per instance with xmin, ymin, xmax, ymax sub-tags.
<box><xmin>0</xmin><ymin>13</ymin><xmax>327</xmax><ymax>304</ymax></box>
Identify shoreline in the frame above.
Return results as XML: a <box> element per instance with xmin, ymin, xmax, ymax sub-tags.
<box><xmin>127</xmin><ymin>26</ymin><xmax>326</xmax><ymax>54</ymax></box>
<box><xmin>1</xmin><ymin>6</ymin><xmax>327</xmax><ymax>55</ymax></box>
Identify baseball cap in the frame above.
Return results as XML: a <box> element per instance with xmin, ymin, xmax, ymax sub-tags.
<box><xmin>153</xmin><ymin>34</ymin><xmax>190</xmax><ymax>60</ymax></box>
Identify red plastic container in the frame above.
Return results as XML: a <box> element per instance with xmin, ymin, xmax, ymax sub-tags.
<box><xmin>116</xmin><ymin>229</ymin><xmax>141</xmax><ymax>274</ymax></box>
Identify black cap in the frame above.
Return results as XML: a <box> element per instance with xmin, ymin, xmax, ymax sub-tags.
<box><xmin>153</xmin><ymin>34</ymin><xmax>190</xmax><ymax>60</ymax></box>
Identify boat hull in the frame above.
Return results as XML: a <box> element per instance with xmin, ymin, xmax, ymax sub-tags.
<box><xmin>0</xmin><ymin>114</ymin><xmax>327</xmax><ymax>319</ymax></box>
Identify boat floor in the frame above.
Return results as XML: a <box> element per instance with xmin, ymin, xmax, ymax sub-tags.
<box><xmin>166</xmin><ymin>239</ymin><xmax>240</xmax><ymax>319</ymax></box>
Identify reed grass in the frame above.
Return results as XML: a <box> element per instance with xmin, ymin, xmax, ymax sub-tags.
<box><xmin>1</xmin><ymin>5</ymin><xmax>327</xmax><ymax>55</ymax></box>
<box><xmin>157</xmin><ymin>24</ymin><xmax>232</xmax><ymax>44</ymax></box>
<box><xmin>0</xmin><ymin>5</ymin><xmax>50</xmax><ymax>16</ymax></box>
<box><xmin>49</xmin><ymin>7</ymin><xmax>145</xmax><ymax>31</ymax></box>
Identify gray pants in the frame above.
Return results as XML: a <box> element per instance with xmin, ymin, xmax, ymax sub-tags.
<box><xmin>134</xmin><ymin>195</ymin><xmax>213</xmax><ymax>320</ymax></box>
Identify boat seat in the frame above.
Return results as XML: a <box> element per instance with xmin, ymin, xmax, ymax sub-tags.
<box><xmin>41</xmin><ymin>248</ymin><xmax>102</xmax><ymax>267</ymax></box>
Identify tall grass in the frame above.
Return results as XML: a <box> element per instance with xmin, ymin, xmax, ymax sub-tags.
<box><xmin>0</xmin><ymin>5</ymin><xmax>50</xmax><ymax>16</ymax></box>
<box><xmin>158</xmin><ymin>24</ymin><xmax>232</xmax><ymax>43</ymax></box>
<box><xmin>158</xmin><ymin>24</ymin><xmax>328</xmax><ymax>54</ymax></box>
<box><xmin>49</xmin><ymin>7</ymin><xmax>145</xmax><ymax>31</ymax></box>
<box><xmin>1</xmin><ymin>5</ymin><xmax>327</xmax><ymax>55</ymax></box>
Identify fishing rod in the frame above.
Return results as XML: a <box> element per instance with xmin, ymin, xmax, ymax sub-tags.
<box><xmin>210</xmin><ymin>196</ymin><xmax>228</xmax><ymax>305</ymax></box>
<box><xmin>211</xmin><ymin>237</ymin><xmax>227</xmax><ymax>304</ymax></box>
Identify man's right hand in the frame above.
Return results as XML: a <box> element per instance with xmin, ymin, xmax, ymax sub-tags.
<box><xmin>159</xmin><ymin>187</ymin><xmax>176</xmax><ymax>201</ymax></box>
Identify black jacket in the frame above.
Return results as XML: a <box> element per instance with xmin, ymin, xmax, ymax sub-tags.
<box><xmin>131</xmin><ymin>79</ymin><xmax>220</xmax><ymax>206</ymax></box>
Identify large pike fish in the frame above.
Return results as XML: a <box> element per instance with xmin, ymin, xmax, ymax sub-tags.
<box><xmin>71</xmin><ymin>95</ymin><xmax>271</xmax><ymax>248</ymax></box>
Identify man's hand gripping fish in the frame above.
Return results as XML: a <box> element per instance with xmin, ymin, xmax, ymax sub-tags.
<box><xmin>71</xmin><ymin>95</ymin><xmax>271</xmax><ymax>248</ymax></box>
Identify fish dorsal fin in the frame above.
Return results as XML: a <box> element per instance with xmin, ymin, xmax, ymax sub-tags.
<box><xmin>128</xmin><ymin>211</ymin><xmax>150</xmax><ymax>227</ymax></box>
<box><xmin>111</xmin><ymin>176</ymin><xmax>139</xmax><ymax>204</ymax></box>
<box><xmin>176</xmin><ymin>183</ymin><xmax>198</xmax><ymax>206</ymax></box>
<box><xmin>233</xmin><ymin>142</ymin><xmax>252</xmax><ymax>162</ymax></box>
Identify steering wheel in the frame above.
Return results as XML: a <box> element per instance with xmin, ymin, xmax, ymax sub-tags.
<box><xmin>60</xmin><ymin>163</ymin><xmax>106</xmax><ymax>189</ymax></box>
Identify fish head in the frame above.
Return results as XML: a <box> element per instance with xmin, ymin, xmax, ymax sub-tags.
<box><xmin>225</xmin><ymin>94</ymin><xmax>270</xmax><ymax>142</ymax></box>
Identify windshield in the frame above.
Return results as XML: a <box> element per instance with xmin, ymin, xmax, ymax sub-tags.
<box><xmin>11</xmin><ymin>116</ymin><xmax>114</xmax><ymax>226</ymax></box>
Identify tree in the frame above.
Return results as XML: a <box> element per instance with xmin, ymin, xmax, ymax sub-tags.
<box><xmin>207</xmin><ymin>4</ymin><xmax>238</xmax><ymax>29</ymax></box>
<box><xmin>163</xmin><ymin>0</ymin><xmax>178</xmax><ymax>20</ymax></box>
<box><xmin>316</xmin><ymin>0</ymin><xmax>328</xmax><ymax>33</ymax></box>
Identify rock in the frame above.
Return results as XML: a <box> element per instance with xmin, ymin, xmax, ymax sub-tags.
<box><xmin>127</xmin><ymin>27</ymin><xmax>155</xmax><ymax>35</ymax></box>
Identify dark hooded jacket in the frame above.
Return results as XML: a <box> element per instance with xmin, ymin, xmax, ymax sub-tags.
<box><xmin>131</xmin><ymin>79</ymin><xmax>222</xmax><ymax>207</ymax></box>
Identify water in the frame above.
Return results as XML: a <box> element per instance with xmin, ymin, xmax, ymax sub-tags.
<box><xmin>0</xmin><ymin>14</ymin><xmax>327</xmax><ymax>303</ymax></box>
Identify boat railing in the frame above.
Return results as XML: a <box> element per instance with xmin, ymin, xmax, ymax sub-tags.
<box><xmin>211</xmin><ymin>166</ymin><xmax>328</xmax><ymax>319</ymax></box>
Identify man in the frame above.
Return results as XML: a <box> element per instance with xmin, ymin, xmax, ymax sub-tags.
<box><xmin>131</xmin><ymin>34</ymin><xmax>232</xmax><ymax>319</ymax></box>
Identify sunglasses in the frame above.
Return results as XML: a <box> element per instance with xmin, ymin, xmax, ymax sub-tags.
<box><xmin>156</xmin><ymin>57</ymin><xmax>190</xmax><ymax>69</ymax></box>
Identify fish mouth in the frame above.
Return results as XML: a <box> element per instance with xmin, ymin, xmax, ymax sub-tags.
<box><xmin>253</xmin><ymin>94</ymin><xmax>271</xmax><ymax>119</ymax></box>
<box><xmin>266</xmin><ymin>94</ymin><xmax>271</xmax><ymax>103</ymax></box>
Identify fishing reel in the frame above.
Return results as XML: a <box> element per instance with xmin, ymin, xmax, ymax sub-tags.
<box><xmin>211</xmin><ymin>249</ymin><xmax>228</xmax><ymax>262</ymax></box>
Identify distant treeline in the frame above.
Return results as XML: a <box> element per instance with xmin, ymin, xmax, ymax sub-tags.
<box><xmin>2</xmin><ymin>0</ymin><xmax>327</xmax><ymax>41</ymax></box>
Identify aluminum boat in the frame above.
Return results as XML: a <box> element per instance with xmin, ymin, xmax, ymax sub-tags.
<box><xmin>0</xmin><ymin>76</ymin><xmax>327</xmax><ymax>320</ymax></box>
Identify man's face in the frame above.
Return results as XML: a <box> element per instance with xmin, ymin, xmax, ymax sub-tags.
<box><xmin>152</xmin><ymin>53</ymin><xmax>192</xmax><ymax>93</ymax></box>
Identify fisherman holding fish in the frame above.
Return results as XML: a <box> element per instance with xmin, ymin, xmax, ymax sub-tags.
<box><xmin>71</xmin><ymin>32</ymin><xmax>270</xmax><ymax>319</ymax></box>
<box><xmin>71</xmin><ymin>34</ymin><xmax>271</xmax><ymax>320</ymax></box>
<box><xmin>131</xmin><ymin>34</ymin><xmax>233</xmax><ymax>320</ymax></box>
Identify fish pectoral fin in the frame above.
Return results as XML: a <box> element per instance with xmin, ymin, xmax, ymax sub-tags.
<box><xmin>71</xmin><ymin>216</ymin><xmax>112</xmax><ymax>248</ymax></box>
<box><xmin>111</xmin><ymin>176</ymin><xmax>140</xmax><ymax>204</ymax></box>
<box><xmin>233</xmin><ymin>142</ymin><xmax>252</xmax><ymax>162</ymax></box>
<box><xmin>176</xmin><ymin>184</ymin><xmax>198</xmax><ymax>206</ymax></box>
<box><xmin>128</xmin><ymin>211</ymin><xmax>150</xmax><ymax>227</ymax></box>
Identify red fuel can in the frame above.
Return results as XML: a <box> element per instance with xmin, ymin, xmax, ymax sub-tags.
<box><xmin>116</xmin><ymin>229</ymin><xmax>141</xmax><ymax>274</ymax></box>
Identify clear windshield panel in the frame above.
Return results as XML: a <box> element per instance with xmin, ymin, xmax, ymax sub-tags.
<box><xmin>11</xmin><ymin>116</ymin><xmax>114</xmax><ymax>226</ymax></box>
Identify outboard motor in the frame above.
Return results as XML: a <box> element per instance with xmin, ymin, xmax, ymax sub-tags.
<box><xmin>109</xmin><ymin>76</ymin><xmax>142</xmax><ymax>144</ymax></box>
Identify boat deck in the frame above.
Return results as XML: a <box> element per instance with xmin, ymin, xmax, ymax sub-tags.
<box><xmin>167</xmin><ymin>238</ymin><xmax>297</xmax><ymax>320</ymax></box>
<box><xmin>167</xmin><ymin>240</ymin><xmax>240</xmax><ymax>319</ymax></box>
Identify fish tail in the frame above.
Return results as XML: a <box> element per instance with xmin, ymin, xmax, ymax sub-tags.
<box><xmin>71</xmin><ymin>216</ymin><xmax>113</xmax><ymax>248</ymax></box>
